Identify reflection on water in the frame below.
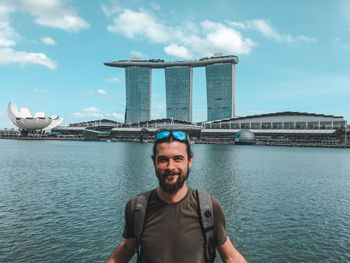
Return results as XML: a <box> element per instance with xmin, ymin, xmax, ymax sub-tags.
<box><xmin>0</xmin><ymin>140</ymin><xmax>349</xmax><ymax>262</ymax></box>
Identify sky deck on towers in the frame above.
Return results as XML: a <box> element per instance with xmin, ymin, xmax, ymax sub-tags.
<box><xmin>104</xmin><ymin>55</ymin><xmax>239</xmax><ymax>68</ymax></box>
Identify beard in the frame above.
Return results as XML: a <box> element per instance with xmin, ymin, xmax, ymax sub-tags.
<box><xmin>156</xmin><ymin>166</ymin><xmax>190</xmax><ymax>194</ymax></box>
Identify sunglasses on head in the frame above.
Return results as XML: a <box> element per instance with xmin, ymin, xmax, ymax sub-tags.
<box><xmin>156</xmin><ymin>130</ymin><xmax>188</xmax><ymax>142</ymax></box>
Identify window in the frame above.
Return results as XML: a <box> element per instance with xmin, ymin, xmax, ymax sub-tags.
<box><xmin>307</xmin><ymin>122</ymin><xmax>319</xmax><ymax>129</ymax></box>
<box><xmin>295</xmin><ymin>122</ymin><xmax>307</xmax><ymax>129</ymax></box>
<box><xmin>272</xmin><ymin>122</ymin><xmax>283</xmax><ymax>129</ymax></box>
<box><xmin>251</xmin><ymin>123</ymin><xmax>261</xmax><ymax>129</ymax></box>
<box><xmin>333</xmin><ymin>121</ymin><xmax>345</xmax><ymax>128</ymax></box>
<box><xmin>283</xmin><ymin>122</ymin><xmax>294</xmax><ymax>129</ymax></box>
<box><xmin>320</xmin><ymin>121</ymin><xmax>332</xmax><ymax>129</ymax></box>
<box><xmin>241</xmin><ymin>123</ymin><xmax>250</xmax><ymax>129</ymax></box>
<box><xmin>262</xmin><ymin>122</ymin><xmax>271</xmax><ymax>129</ymax></box>
<box><xmin>231</xmin><ymin>123</ymin><xmax>240</xmax><ymax>129</ymax></box>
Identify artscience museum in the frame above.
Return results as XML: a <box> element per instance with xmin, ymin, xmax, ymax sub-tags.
<box><xmin>7</xmin><ymin>102</ymin><xmax>63</xmax><ymax>132</ymax></box>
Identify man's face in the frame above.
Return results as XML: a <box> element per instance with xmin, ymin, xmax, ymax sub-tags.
<box><xmin>154</xmin><ymin>141</ymin><xmax>193</xmax><ymax>194</ymax></box>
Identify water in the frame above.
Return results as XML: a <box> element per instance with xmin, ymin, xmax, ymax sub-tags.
<box><xmin>0</xmin><ymin>140</ymin><xmax>349</xmax><ymax>263</ymax></box>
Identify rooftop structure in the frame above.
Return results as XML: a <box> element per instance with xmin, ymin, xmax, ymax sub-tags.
<box><xmin>104</xmin><ymin>55</ymin><xmax>238</xmax><ymax>68</ymax></box>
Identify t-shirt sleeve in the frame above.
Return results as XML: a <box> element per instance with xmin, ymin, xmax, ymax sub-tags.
<box><xmin>122</xmin><ymin>197</ymin><xmax>137</xmax><ymax>239</ymax></box>
<box><xmin>212</xmin><ymin>197</ymin><xmax>227</xmax><ymax>246</ymax></box>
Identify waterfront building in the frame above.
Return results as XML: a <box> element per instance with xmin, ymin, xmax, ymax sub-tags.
<box><xmin>47</xmin><ymin>111</ymin><xmax>348</xmax><ymax>145</ymax></box>
<box><xmin>165</xmin><ymin>66</ymin><xmax>193</xmax><ymax>122</ymax></box>
<box><xmin>206</xmin><ymin>63</ymin><xmax>235</xmax><ymax>121</ymax></box>
<box><xmin>201</xmin><ymin>111</ymin><xmax>346</xmax><ymax>130</ymax></box>
<box><xmin>125</xmin><ymin>67</ymin><xmax>152</xmax><ymax>123</ymax></box>
<box><xmin>104</xmin><ymin>55</ymin><xmax>239</xmax><ymax>122</ymax></box>
<box><xmin>7</xmin><ymin>102</ymin><xmax>62</xmax><ymax>133</ymax></box>
<box><xmin>199</xmin><ymin>111</ymin><xmax>347</xmax><ymax>144</ymax></box>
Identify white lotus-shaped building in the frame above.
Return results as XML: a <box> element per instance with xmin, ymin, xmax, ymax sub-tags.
<box><xmin>7</xmin><ymin>102</ymin><xmax>63</xmax><ymax>131</ymax></box>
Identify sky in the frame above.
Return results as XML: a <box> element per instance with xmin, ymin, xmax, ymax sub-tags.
<box><xmin>1</xmin><ymin>0</ymin><xmax>350</xmax><ymax>128</ymax></box>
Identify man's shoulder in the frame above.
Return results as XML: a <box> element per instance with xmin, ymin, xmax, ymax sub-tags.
<box><xmin>194</xmin><ymin>189</ymin><xmax>225</xmax><ymax>216</ymax></box>
<box><xmin>126</xmin><ymin>189</ymin><xmax>156</xmax><ymax>211</ymax></box>
<box><xmin>193</xmin><ymin>189</ymin><xmax>222</xmax><ymax>205</ymax></box>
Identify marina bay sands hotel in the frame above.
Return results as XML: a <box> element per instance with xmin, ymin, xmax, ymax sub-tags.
<box><xmin>104</xmin><ymin>54</ymin><xmax>238</xmax><ymax>123</ymax></box>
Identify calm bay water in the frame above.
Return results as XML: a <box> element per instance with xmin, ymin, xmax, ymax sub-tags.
<box><xmin>0</xmin><ymin>139</ymin><xmax>349</xmax><ymax>263</ymax></box>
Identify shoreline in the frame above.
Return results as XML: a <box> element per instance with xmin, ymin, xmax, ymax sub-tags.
<box><xmin>1</xmin><ymin>136</ymin><xmax>349</xmax><ymax>148</ymax></box>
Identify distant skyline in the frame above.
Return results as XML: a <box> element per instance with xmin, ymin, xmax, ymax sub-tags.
<box><xmin>1</xmin><ymin>0</ymin><xmax>350</xmax><ymax>128</ymax></box>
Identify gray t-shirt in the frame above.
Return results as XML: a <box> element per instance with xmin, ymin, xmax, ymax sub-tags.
<box><xmin>123</xmin><ymin>187</ymin><xmax>227</xmax><ymax>263</ymax></box>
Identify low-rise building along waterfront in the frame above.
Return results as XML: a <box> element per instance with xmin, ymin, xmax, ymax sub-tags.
<box><xmin>32</xmin><ymin>111</ymin><xmax>349</xmax><ymax>147</ymax></box>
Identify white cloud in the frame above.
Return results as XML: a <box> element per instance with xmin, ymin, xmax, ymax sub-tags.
<box><xmin>151</xmin><ymin>105</ymin><xmax>166</xmax><ymax>119</ymax></box>
<box><xmin>106</xmin><ymin>112</ymin><xmax>123</xmax><ymax>121</ymax></box>
<box><xmin>0</xmin><ymin>47</ymin><xmax>57</xmax><ymax>70</ymax></box>
<box><xmin>97</xmin><ymin>89</ymin><xmax>107</xmax><ymax>95</ymax></box>
<box><xmin>198</xmin><ymin>20</ymin><xmax>256</xmax><ymax>55</ymax></box>
<box><xmin>228</xmin><ymin>19</ymin><xmax>317</xmax><ymax>44</ymax></box>
<box><xmin>33</xmin><ymin>88</ymin><xmax>47</xmax><ymax>93</ymax></box>
<box><xmin>83</xmin><ymin>107</ymin><xmax>100</xmax><ymax>113</ymax></box>
<box><xmin>0</xmin><ymin>1</ymin><xmax>57</xmax><ymax>70</ymax></box>
<box><xmin>150</xmin><ymin>3</ymin><xmax>161</xmax><ymax>10</ymax></box>
<box><xmin>226</xmin><ymin>21</ymin><xmax>246</xmax><ymax>29</ymax></box>
<box><xmin>74</xmin><ymin>107</ymin><xmax>103</xmax><ymax>118</ymax></box>
<box><xmin>105</xmin><ymin>77</ymin><xmax>120</xmax><ymax>83</ymax></box>
<box><xmin>249</xmin><ymin>19</ymin><xmax>292</xmax><ymax>42</ymax></box>
<box><xmin>74</xmin><ymin>107</ymin><xmax>124</xmax><ymax>121</ymax></box>
<box><xmin>73</xmin><ymin>112</ymin><xmax>104</xmax><ymax>118</ymax></box>
<box><xmin>296</xmin><ymin>35</ymin><xmax>317</xmax><ymax>43</ymax></box>
<box><xmin>228</xmin><ymin>19</ymin><xmax>292</xmax><ymax>43</ymax></box>
<box><xmin>19</xmin><ymin>0</ymin><xmax>90</xmax><ymax>33</ymax></box>
<box><xmin>0</xmin><ymin>2</ymin><xmax>19</xmax><ymax>47</ymax></box>
<box><xmin>41</xmin><ymin>37</ymin><xmax>56</xmax><ymax>45</ymax></box>
<box><xmin>164</xmin><ymin>44</ymin><xmax>193</xmax><ymax>59</ymax></box>
<box><xmin>131</xmin><ymin>50</ymin><xmax>148</xmax><ymax>59</ymax></box>
<box><xmin>101</xmin><ymin>0</ymin><xmax>121</xmax><ymax>18</ymax></box>
<box><xmin>106</xmin><ymin>9</ymin><xmax>256</xmax><ymax>59</ymax></box>
<box><xmin>107</xmin><ymin>9</ymin><xmax>171</xmax><ymax>43</ymax></box>
<box><xmin>0</xmin><ymin>24</ymin><xmax>18</xmax><ymax>47</ymax></box>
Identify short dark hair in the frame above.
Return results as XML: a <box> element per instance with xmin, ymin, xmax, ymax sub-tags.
<box><xmin>152</xmin><ymin>131</ymin><xmax>193</xmax><ymax>161</ymax></box>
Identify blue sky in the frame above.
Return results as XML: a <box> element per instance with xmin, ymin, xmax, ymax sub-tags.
<box><xmin>1</xmin><ymin>0</ymin><xmax>350</xmax><ymax>128</ymax></box>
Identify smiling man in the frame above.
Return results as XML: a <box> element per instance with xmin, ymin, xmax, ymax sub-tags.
<box><xmin>106</xmin><ymin>130</ymin><xmax>247</xmax><ymax>263</ymax></box>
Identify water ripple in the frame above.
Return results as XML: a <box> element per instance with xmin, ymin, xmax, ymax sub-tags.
<box><xmin>0</xmin><ymin>141</ymin><xmax>350</xmax><ymax>262</ymax></box>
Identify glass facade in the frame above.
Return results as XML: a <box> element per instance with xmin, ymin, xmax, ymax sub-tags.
<box><xmin>295</xmin><ymin>122</ymin><xmax>307</xmax><ymax>129</ymax></box>
<box><xmin>206</xmin><ymin>63</ymin><xmax>235</xmax><ymax>121</ymax></box>
<box><xmin>125</xmin><ymin>67</ymin><xmax>151</xmax><ymax>123</ymax></box>
<box><xmin>284</xmin><ymin>122</ymin><xmax>295</xmax><ymax>129</ymax></box>
<box><xmin>272</xmin><ymin>122</ymin><xmax>283</xmax><ymax>129</ymax></box>
<box><xmin>165</xmin><ymin>66</ymin><xmax>192</xmax><ymax>122</ymax></box>
<box><xmin>251</xmin><ymin>122</ymin><xmax>261</xmax><ymax>129</ymax></box>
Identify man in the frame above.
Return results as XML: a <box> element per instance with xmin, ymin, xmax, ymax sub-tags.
<box><xmin>107</xmin><ymin>130</ymin><xmax>247</xmax><ymax>263</ymax></box>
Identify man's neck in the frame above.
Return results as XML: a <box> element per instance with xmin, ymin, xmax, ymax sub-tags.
<box><xmin>156</xmin><ymin>183</ymin><xmax>188</xmax><ymax>204</ymax></box>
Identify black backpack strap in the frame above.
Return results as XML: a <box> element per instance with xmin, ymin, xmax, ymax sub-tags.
<box><xmin>133</xmin><ymin>189</ymin><xmax>153</xmax><ymax>263</ymax></box>
<box><xmin>197</xmin><ymin>190</ymin><xmax>216</xmax><ymax>263</ymax></box>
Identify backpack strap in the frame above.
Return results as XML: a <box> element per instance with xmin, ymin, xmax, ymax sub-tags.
<box><xmin>196</xmin><ymin>190</ymin><xmax>216</xmax><ymax>263</ymax></box>
<box><xmin>133</xmin><ymin>189</ymin><xmax>153</xmax><ymax>263</ymax></box>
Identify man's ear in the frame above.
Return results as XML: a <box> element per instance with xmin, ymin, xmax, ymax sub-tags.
<box><xmin>188</xmin><ymin>155</ymin><xmax>193</xmax><ymax>168</ymax></box>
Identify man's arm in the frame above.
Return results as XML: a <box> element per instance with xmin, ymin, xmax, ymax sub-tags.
<box><xmin>106</xmin><ymin>238</ymin><xmax>136</xmax><ymax>263</ymax></box>
<box><xmin>217</xmin><ymin>236</ymin><xmax>247</xmax><ymax>263</ymax></box>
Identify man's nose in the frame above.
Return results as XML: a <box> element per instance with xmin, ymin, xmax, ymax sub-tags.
<box><xmin>167</xmin><ymin>159</ymin><xmax>176</xmax><ymax>170</ymax></box>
